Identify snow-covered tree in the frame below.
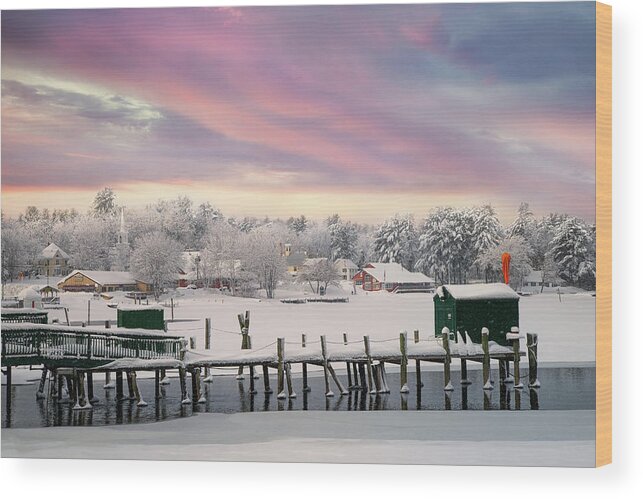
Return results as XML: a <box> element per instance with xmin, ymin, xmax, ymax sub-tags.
<box><xmin>547</xmin><ymin>217</ymin><xmax>595</xmax><ymax>288</ymax></box>
<box><xmin>287</xmin><ymin>215</ymin><xmax>309</xmax><ymax>235</ymax></box>
<box><xmin>297</xmin><ymin>259</ymin><xmax>340</xmax><ymax>294</ymax></box>
<box><xmin>242</xmin><ymin>226</ymin><xmax>286</xmax><ymax>299</ymax></box>
<box><xmin>201</xmin><ymin>222</ymin><xmax>241</xmax><ymax>292</ymax></box>
<box><xmin>1</xmin><ymin>218</ymin><xmax>38</xmax><ymax>285</ymax></box>
<box><xmin>509</xmin><ymin>202</ymin><xmax>535</xmax><ymax>239</ymax></box>
<box><xmin>477</xmin><ymin>235</ymin><xmax>532</xmax><ymax>289</ymax></box>
<box><xmin>193</xmin><ymin>202</ymin><xmax>223</xmax><ymax>246</ymax></box>
<box><xmin>92</xmin><ymin>187</ymin><xmax>117</xmax><ymax>217</ymax></box>
<box><xmin>68</xmin><ymin>215</ymin><xmax>115</xmax><ymax>270</ymax></box>
<box><xmin>373</xmin><ymin>214</ymin><xmax>418</xmax><ymax>269</ymax></box>
<box><xmin>415</xmin><ymin>207</ymin><xmax>476</xmax><ymax>284</ymax></box>
<box><xmin>327</xmin><ymin>214</ymin><xmax>358</xmax><ymax>260</ymax></box>
<box><xmin>130</xmin><ymin>231</ymin><xmax>183</xmax><ymax>299</ymax></box>
<box><xmin>299</xmin><ymin>223</ymin><xmax>332</xmax><ymax>259</ymax></box>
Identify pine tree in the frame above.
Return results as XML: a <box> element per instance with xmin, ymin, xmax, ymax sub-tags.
<box><xmin>509</xmin><ymin>202</ymin><xmax>534</xmax><ymax>239</ymax></box>
<box><xmin>373</xmin><ymin>214</ymin><xmax>418</xmax><ymax>269</ymax></box>
<box><xmin>548</xmin><ymin>217</ymin><xmax>595</xmax><ymax>288</ymax></box>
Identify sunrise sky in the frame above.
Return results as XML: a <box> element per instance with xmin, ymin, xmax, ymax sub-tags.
<box><xmin>1</xmin><ymin>3</ymin><xmax>596</xmax><ymax>223</ymax></box>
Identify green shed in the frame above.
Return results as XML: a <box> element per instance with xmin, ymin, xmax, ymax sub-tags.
<box><xmin>433</xmin><ymin>283</ymin><xmax>519</xmax><ymax>346</ymax></box>
<box><xmin>117</xmin><ymin>305</ymin><xmax>165</xmax><ymax>330</ymax></box>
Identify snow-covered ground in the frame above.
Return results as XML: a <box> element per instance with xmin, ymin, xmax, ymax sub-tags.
<box><xmin>36</xmin><ymin>282</ymin><xmax>595</xmax><ymax>364</ymax></box>
<box><xmin>1</xmin><ymin>410</ymin><xmax>595</xmax><ymax>467</ymax></box>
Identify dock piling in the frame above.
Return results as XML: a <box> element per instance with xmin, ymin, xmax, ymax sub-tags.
<box><xmin>527</xmin><ymin>333</ymin><xmax>540</xmax><ymax>388</ymax></box>
<box><xmin>441</xmin><ymin>327</ymin><xmax>453</xmax><ymax>391</ymax></box>
<box><xmin>399</xmin><ymin>332</ymin><xmax>409</xmax><ymax>393</ymax></box>
<box><xmin>482</xmin><ymin>328</ymin><xmax>492</xmax><ymax>390</ymax></box>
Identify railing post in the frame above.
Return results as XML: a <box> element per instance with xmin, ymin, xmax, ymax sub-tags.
<box><xmin>482</xmin><ymin>327</ymin><xmax>492</xmax><ymax>390</ymax></box>
<box><xmin>441</xmin><ymin>327</ymin><xmax>453</xmax><ymax>391</ymax></box>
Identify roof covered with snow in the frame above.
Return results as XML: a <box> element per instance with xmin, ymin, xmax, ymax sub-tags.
<box><xmin>286</xmin><ymin>252</ymin><xmax>306</xmax><ymax>266</ymax></box>
<box><xmin>362</xmin><ymin>262</ymin><xmax>433</xmax><ymax>284</ymax></box>
<box><xmin>335</xmin><ymin>259</ymin><xmax>358</xmax><ymax>269</ymax></box>
<box><xmin>59</xmin><ymin>270</ymin><xmax>146</xmax><ymax>286</ymax></box>
<box><xmin>436</xmin><ymin>283</ymin><xmax>520</xmax><ymax>301</ymax></box>
<box><xmin>40</xmin><ymin>242</ymin><xmax>69</xmax><ymax>260</ymax></box>
<box><xmin>117</xmin><ymin>304</ymin><xmax>164</xmax><ymax>312</ymax></box>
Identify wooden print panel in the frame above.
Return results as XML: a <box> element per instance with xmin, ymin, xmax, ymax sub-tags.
<box><xmin>595</xmin><ymin>1</ymin><xmax>612</xmax><ymax>467</ymax></box>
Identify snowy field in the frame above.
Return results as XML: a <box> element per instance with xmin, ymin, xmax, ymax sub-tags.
<box><xmin>1</xmin><ymin>410</ymin><xmax>595</xmax><ymax>467</ymax></box>
<box><xmin>39</xmin><ymin>282</ymin><xmax>595</xmax><ymax>364</ymax></box>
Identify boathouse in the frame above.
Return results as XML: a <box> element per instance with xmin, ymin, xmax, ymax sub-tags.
<box><xmin>433</xmin><ymin>283</ymin><xmax>520</xmax><ymax>346</ymax></box>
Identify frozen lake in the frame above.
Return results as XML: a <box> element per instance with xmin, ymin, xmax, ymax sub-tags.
<box><xmin>2</xmin><ymin>365</ymin><xmax>595</xmax><ymax>429</ymax></box>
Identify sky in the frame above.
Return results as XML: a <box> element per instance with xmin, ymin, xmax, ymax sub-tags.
<box><xmin>1</xmin><ymin>3</ymin><xmax>596</xmax><ymax>224</ymax></box>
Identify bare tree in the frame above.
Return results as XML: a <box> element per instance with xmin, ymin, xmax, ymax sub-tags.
<box><xmin>130</xmin><ymin>231</ymin><xmax>183</xmax><ymax>299</ymax></box>
<box><xmin>298</xmin><ymin>259</ymin><xmax>341</xmax><ymax>294</ymax></box>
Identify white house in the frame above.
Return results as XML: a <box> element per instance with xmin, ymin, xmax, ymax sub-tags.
<box><xmin>524</xmin><ymin>270</ymin><xmax>559</xmax><ymax>291</ymax></box>
<box><xmin>335</xmin><ymin>259</ymin><xmax>358</xmax><ymax>280</ymax></box>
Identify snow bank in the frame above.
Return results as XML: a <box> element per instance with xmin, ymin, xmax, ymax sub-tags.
<box><xmin>1</xmin><ymin>322</ymin><xmax>180</xmax><ymax>339</ymax></box>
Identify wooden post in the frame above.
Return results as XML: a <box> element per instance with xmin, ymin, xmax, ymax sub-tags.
<box><xmin>352</xmin><ymin>363</ymin><xmax>359</xmax><ymax>391</ymax></box>
<box><xmin>363</xmin><ymin>335</ymin><xmax>376</xmax><ymax>394</ymax></box>
<box><xmin>249</xmin><ymin>365</ymin><xmax>257</xmax><ymax>394</ymax></box>
<box><xmin>277</xmin><ymin>338</ymin><xmax>286</xmax><ymax>399</ymax></box>
<box><xmin>5</xmin><ymin>366</ymin><xmax>12</xmax><ymax>413</ymax></box>
<box><xmin>414</xmin><ymin>329</ymin><xmax>423</xmax><ymax>388</ymax></box>
<box><xmin>205</xmin><ymin>318</ymin><xmax>211</xmax><ymax>350</ymax></box>
<box><xmin>441</xmin><ymin>327</ymin><xmax>453</xmax><ymax>391</ymax></box>
<box><xmin>155</xmin><ymin>369</ymin><xmax>161</xmax><ymax>399</ymax></box>
<box><xmin>36</xmin><ymin>368</ymin><xmax>48</xmax><ymax>400</ymax></box>
<box><xmin>170</xmin><ymin>298</ymin><xmax>174</xmax><ymax>321</ymax></box>
<box><xmin>380</xmin><ymin>361</ymin><xmax>390</xmax><ymax>393</ymax></box>
<box><xmin>511</xmin><ymin>327</ymin><xmax>523</xmax><ymax>389</ymax></box>
<box><xmin>358</xmin><ymin>362</ymin><xmax>367</xmax><ymax>391</ymax></box>
<box><xmin>343</xmin><ymin>333</ymin><xmax>353</xmax><ymax>388</ymax></box>
<box><xmin>179</xmin><ymin>367</ymin><xmax>190</xmax><ymax>404</ymax></box>
<box><xmin>399</xmin><ymin>332</ymin><xmax>409</xmax><ymax>393</ymax></box>
<box><xmin>237</xmin><ymin>311</ymin><xmax>250</xmax><ymax>379</ymax></box>
<box><xmin>126</xmin><ymin>372</ymin><xmax>135</xmax><ymax>399</ymax></box>
<box><xmin>527</xmin><ymin>333</ymin><xmax>540</xmax><ymax>388</ymax></box>
<box><xmin>87</xmin><ymin>300</ymin><xmax>91</xmax><ymax>325</ymax></box>
<box><xmin>372</xmin><ymin>363</ymin><xmax>382</xmax><ymax>393</ymax></box>
<box><xmin>87</xmin><ymin>372</ymin><xmax>98</xmax><ymax>403</ymax></box>
<box><xmin>285</xmin><ymin>363</ymin><xmax>296</xmax><ymax>398</ymax></box>
<box><xmin>482</xmin><ymin>327</ymin><xmax>492</xmax><ymax>390</ymax></box>
<box><xmin>75</xmin><ymin>371</ymin><xmax>89</xmax><ymax>408</ymax></box>
<box><xmin>116</xmin><ymin>371</ymin><xmax>124</xmax><ymax>400</ymax></box>
<box><xmin>192</xmin><ymin>368</ymin><xmax>204</xmax><ymax>403</ymax></box>
<box><xmin>64</xmin><ymin>307</ymin><xmax>70</xmax><ymax>326</ymax></box>
<box><xmin>499</xmin><ymin>359</ymin><xmax>507</xmax><ymax>384</ymax></box>
<box><xmin>189</xmin><ymin>336</ymin><xmax>196</xmax><ymax>350</ymax></box>
<box><xmin>262</xmin><ymin>364</ymin><xmax>272</xmax><ymax>394</ymax></box>
<box><xmin>320</xmin><ymin>335</ymin><xmax>334</xmax><ymax>397</ymax></box>
<box><xmin>328</xmin><ymin>364</ymin><xmax>348</xmax><ymax>396</ymax></box>
<box><xmin>132</xmin><ymin>371</ymin><xmax>147</xmax><ymax>407</ymax></box>
<box><xmin>301</xmin><ymin>333</ymin><xmax>310</xmax><ymax>392</ymax></box>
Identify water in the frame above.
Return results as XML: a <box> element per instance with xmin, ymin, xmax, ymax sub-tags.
<box><xmin>2</xmin><ymin>366</ymin><xmax>595</xmax><ymax>429</ymax></box>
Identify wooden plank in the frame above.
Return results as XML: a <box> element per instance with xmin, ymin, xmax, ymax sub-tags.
<box><xmin>596</xmin><ymin>0</ymin><xmax>612</xmax><ymax>468</ymax></box>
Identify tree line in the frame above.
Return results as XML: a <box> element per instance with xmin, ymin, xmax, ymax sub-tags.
<box><xmin>1</xmin><ymin>188</ymin><xmax>596</xmax><ymax>296</ymax></box>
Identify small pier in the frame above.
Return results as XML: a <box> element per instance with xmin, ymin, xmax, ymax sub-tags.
<box><xmin>1</xmin><ymin>308</ymin><xmax>539</xmax><ymax>417</ymax></box>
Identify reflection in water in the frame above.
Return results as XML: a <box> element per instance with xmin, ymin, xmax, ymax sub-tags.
<box><xmin>1</xmin><ymin>366</ymin><xmax>591</xmax><ymax>429</ymax></box>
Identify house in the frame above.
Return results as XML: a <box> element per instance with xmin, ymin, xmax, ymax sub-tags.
<box><xmin>286</xmin><ymin>252</ymin><xmax>307</xmax><ymax>276</ymax></box>
<box><xmin>58</xmin><ymin>270</ymin><xmax>151</xmax><ymax>293</ymax></box>
<box><xmin>524</xmin><ymin>270</ymin><xmax>559</xmax><ymax>291</ymax></box>
<box><xmin>37</xmin><ymin>243</ymin><xmax>70</xmax><ymax>277</ymax></box>
<box><xmin>177</xmin><ymin>250</ymin><xmax>202</xmax><ymax>287</ymax></box>
<box><xmin>335</xmin><ymin>259</ymin><xmax>358</xmax><ymax>280</ymax></box>
<box><xmin>352</xmin><ymin>263</ymin><xmax>434</xmax><ymax>292</ymax></box>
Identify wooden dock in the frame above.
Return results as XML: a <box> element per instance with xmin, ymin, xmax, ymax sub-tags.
<box><xmin>1</xmin><ymin>310</ymin><xmax>539</xmax><ymax>413</ymax></box>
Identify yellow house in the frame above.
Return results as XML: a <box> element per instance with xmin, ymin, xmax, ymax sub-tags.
<box><xmin>58</xmin><ymin>270</ymin><xmax>151</xmax><ymax>293</ymax></box>
<box><xmin>38</xmin><ymin>243</ymin><xmax>70</xmax><ymax>277</ymax></box>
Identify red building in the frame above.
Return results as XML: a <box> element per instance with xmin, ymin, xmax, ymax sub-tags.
<box><xmin>353</xmin><ymin>263</ymin><xmax>434</xmax><ymax>293</ymax></box>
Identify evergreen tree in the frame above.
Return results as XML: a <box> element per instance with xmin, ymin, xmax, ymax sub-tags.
<box><xmin>373</xmin><ymin>214</ymin><xmax>418</xmax><ymax>269</ymax></box>
<box><xmin>548</xmin><ymin>217</ymin><xmax>595</xmax><ymax>288</ymax></box>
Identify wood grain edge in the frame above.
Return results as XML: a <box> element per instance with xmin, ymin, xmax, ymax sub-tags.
<box><xmin>595</xmin><ymin>0</ymin><xmax>612</xmax><ymax>468</ymax></box>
